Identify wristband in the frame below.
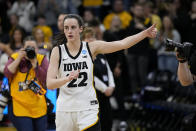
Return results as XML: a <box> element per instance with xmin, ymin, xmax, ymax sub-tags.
<box><xmin>178</xmin><ymin>59</ymin><xmax>187</xmax><ymax>63</ymax></box>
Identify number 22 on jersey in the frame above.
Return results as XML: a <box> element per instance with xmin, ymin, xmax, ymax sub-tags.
<box><xmin>66</xmin><ymin>72</ymin><xmax>88</xmax><ymax>88</ymax></box>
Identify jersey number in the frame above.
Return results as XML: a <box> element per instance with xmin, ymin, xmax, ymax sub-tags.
<box><xmin>67</xmin><ymin>72</ymin><xmax>88</xmax><ymax>88</ymax></box>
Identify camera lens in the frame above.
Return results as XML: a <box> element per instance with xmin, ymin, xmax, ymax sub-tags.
<box><xmin>25</xmin><ymin>47</ymin><xmax>36</xmax><ymax>59</ymax></box>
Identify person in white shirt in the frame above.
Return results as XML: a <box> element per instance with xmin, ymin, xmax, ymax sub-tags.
<box><xmin>82</xmin><ymin>27</ymin><xmax>115</xmax><ymax>131</ymax></box>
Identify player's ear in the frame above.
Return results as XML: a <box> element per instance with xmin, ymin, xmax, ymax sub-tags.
<box><xmin>79</xmin><ymin>26</ymin><xmax>84</xmax><ymax>33</ymax></box>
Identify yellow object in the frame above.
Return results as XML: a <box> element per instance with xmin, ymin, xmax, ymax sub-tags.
<box><xmin>0</xmin><ymin>127</ymin><xmax>16</xmax><ymax>131</ymax></box>
<box><xmin>33</xmin><ymin>26</ymin><xmax>53</xmax><ymax>43</ymax></box>
<box><xmin>10</xmin><ymin>53</ymin><xmax>47</xmax><ymax>118</ymax></box>
<box><xmin>103</xmin><ymin>11</ymin><xmax>132</xmax><ymax>30</ymax></box>
<box><xmin>151</xmin><ymin>14</ymin><xmax>162</xmax><ymax>31</ymax></box>
<box><xmin>83</xmin><ymin>0</ymin><xmax>103</xmax><ymax>7</ymax></box>
<box><xmin>43</xmin><ymin>44</ymin><xmax>48</xmax><ymax>49</ymax></box>
<box><xmin>147</xmin><ymin>14</ymin><xmax>162</xmax><ymax>46</ymax></box>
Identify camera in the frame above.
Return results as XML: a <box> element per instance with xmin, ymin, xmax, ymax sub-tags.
<box><xmin>25</xmin><ymin>46</ymin><xmax>36</xmax><ymax>59</ymax></box>
<box><xmin>165</xmin><ymin>38</ymin><xmax>193</xmax><ymax>60</ymax></box>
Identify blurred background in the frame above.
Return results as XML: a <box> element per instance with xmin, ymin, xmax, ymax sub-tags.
<box><xmin>0</xmin><ymin>0</ymin><xmax>196</xmax><ymax>131</ymax></box>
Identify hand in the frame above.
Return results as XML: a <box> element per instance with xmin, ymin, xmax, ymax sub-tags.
<box><xmin>176</xmin><ymin>51</ymin><xmax>187</xmax><ymax>63</ymax></box>
<box><xmin>29</xmin><ymin>57</ymin><xmax>38</xmax><ymax>69</ymax></box>
<box><xmin>18</xmin><ymin>48</ymin><xmax>26</xmax><ymax>60</ymax></box>
<box><xmin>145</xmin><ymin>24</ymin><xmax>157</xmax><ymax>38</ymax></box>
<box><xmin>67</xmin><ymin>70</ymin><xmax>80</xmax><ymax>81</ymax></box>
<box><xmin>104</xmin><ymin>87</ymin><xmax>114</xmax><ymax>97</ymax></box>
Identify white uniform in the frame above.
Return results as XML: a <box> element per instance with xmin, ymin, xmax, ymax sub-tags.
<box><xmin>56</xmin><ymin>42</ymin><xmax>100</xmax><ymax>131</ymax></box>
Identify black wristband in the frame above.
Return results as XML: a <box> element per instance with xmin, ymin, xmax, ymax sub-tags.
<box><xmin>179</xmin><ymin>59</ymin><xmax>187</xmax><ymax>63</ymax></box>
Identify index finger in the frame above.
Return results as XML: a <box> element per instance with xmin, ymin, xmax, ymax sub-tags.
<box><xmin>20</xmin><ymin>48</ymin><xmax>25</xmax><ymax>51</ymax></box>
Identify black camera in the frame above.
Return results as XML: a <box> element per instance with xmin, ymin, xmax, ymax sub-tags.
<box><xmin>165</xmin><ymin>38</ymin><xmax>193</xmax><ymax>60</ymax></box>
<box><xmin>25</xmin><ymin>46</ymin><xmax>36</xmax><ymax>59</ymax></box>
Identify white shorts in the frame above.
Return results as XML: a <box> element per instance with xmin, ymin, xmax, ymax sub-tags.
<box><xmin>56</xmin><ymin>109</ymin><xmax>100</xmax><ymax>131</ymax></box>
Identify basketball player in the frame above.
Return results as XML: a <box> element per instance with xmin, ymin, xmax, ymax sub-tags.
<box><xmin>47</xmin><ymin>14</ymin><xmax>157</xmax><ymax>131</ymax></box>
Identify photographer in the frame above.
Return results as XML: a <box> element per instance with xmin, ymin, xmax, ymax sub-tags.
<box><xmin>177</xmin><ymin>46</ymin><xmax>196</xmax><ymax>131</ymax></box>
<box><xmin>4</xmin><ymin>36</ymin><xmax>49</xmax><ymax>131</ymax></box>
<box><xmin>177</xmin><ymin>49</ymin><xmax>196</xmax><ymax>86</ymax></box>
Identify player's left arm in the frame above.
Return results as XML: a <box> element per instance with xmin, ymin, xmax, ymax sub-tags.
<box><xmin>89</xmin><ymin>24</ymin><xmax>157</xmax><ymax>57</ymax></box>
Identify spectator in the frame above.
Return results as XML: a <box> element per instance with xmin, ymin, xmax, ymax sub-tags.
<box><xmin>37</xmin><ymin>0</ymin><xmax>59</xmax><ymax>27</ymax></box>
<box><xmin>8</xmin><ymin>13</ymin><xmax>21</xmax><ymax>37</ymax></box>
<box><xmin>88</xmin><ymin>19</ymin><xmax>104</xmax><ymax>40</ymax></box>
<box><xmin>8</xmin><ymin>26</ymin><xmax>26</xmax><ymax>54</ymax></box>
<box><xmin>56</xmin><ymin>0</ymin><xmax>80</xmax><ymax>14</ymax></box>
<box><xmin>155</xmin><ymin>15</ymin><xmax>181</xmax><ymax>73</ymax></box>
<box><xmin>33</xmin><ymin>15</ymin><xmax>53</xmax><ymax>43</ymax></box>
<box><xmin>126</xmin><ymin>2</ymin><xmax>151</xmax><ymax>92</ymax></box>
<box><xmin>0</xmin><ymin>26</ymin><xmax>25</xmax><ymax>75</ymax></box>
<box><xmin>7</xmin><ymin>0</ymin><xmax>36</xmax><ymax>33</ymax></box>
<box><xmin>143</xmin><ymin>1</ymin><xmax>162</xmax><ymax>31</ymax></box>
<box><xmin>82</xmin><ymin>27</ymin><xmax>115</xmax><ymax>131</ymax></box>
<box><xmin>103</xmin><ymin>0</ymin><xmax>132</xmax><ymax>30</ymax></box>
<box><xmin>103</xmin><ymin>15</ymin><xmax>131</xmax><ymax>121</ymax></box>
<box><xmin>52</xmin><ymin>14</ymin><xmax>67</xmax><ymax>47</ymax></box>
<box><xmin>33</xmin><ymin>28</ymin><xmax>52</xmax><ymax>60</ymax></box>
<box><xmin>82</xmin><ymin>0</ymin><xmax>103</xmax><ymax>18</ymax></box>
<box><xmin>0</xmin><ymin>26</ymin><xmax>25</xmax><ymax>57</ymax></box>
<box><xmin>169</xmin><ymin>0</ymin><xmax>190</xmax><ymax>42</ymax></box>
<box><xmin>4</xmin><ymin>36</ymin><xmax>48</xmax><ymax>131</ymax></box>
<box><xmin>83</xmin><ymin>9</ymin><xmax>96</xmax><ymax>24</ymax></box>
<box><xmin>57</xmin><ymin>14</ymin><xmax>67</xmax><ymax>33</ymax></box>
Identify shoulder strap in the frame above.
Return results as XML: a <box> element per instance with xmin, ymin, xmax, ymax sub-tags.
<box><xmin>86</xmin><ymin>42</ymin><xmax>94</xmax><ymax>63</ymax></box>
<box><xmin>24</xmin><ymin>69</ymin><xmax>30</xmax><ymax>83</ymax></box>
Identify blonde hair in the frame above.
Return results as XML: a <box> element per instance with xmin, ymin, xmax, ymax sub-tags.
<box><xmin>81</xmin><ymin>27</ymin><xmax>95</xmax><ymax>40</ymax></box>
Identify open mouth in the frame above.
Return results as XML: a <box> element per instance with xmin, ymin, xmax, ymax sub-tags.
<box><xmin>68</xmin><ymin>35</ymin><xmax>73</xmax><ymax>39</ymax></box>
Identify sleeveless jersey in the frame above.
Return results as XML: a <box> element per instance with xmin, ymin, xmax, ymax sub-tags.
<box><xmin>57</xmin><ymin>42</ymin><xmax>99</xmax><ymax>112</ymax></box>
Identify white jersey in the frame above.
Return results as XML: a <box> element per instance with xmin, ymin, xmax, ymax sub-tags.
<box><xmin>57</xmin><ymin>42</ymin><xmax>99</xmax><ymax>112</ymax></box>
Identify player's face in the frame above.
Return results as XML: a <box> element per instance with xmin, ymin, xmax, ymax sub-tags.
<box><xmin>64</xmin><ymin>18</ymin><xmax>83</xmax><ymax>42</ymax></box>
<box><xmin>13</xmin><ymin>30</ymin><xmax>22</xmax><ymax>42</ymax></box>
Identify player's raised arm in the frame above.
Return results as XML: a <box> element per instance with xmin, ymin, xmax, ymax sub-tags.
<box><xmin>89</xmin><ymin>24</ymin><xmax>157</xmax><ymax>57</ymax></box>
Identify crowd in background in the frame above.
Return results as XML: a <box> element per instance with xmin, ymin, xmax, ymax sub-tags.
<box><xmin>0</xmin><ymin>0</ymin><xmax>196</xmax><ymax>127</ymax></box>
